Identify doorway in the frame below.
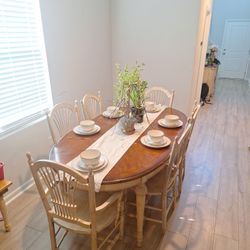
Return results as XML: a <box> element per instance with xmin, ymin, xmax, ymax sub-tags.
<box><xmin>219</xmin><ymin>20</ymin><xmax>250</xmax><ymax>79</ymax></box>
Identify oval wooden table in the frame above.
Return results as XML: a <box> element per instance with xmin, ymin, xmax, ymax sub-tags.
<box><xmin>50</xmin><ymin>108</ymin><xmax>187</xmax><ymax>247</ymax></box>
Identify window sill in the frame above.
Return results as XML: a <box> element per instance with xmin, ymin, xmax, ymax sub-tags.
<box><xmin>0</xmin><ymin>115</ymin><xmax>47</xmax><ymax>140</ymax></box>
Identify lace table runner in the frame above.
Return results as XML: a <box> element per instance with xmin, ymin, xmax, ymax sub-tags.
<box><xmin>68</xmin><ymin>107</ymin><xmax>166</xmax><ymax>191</ymax></box>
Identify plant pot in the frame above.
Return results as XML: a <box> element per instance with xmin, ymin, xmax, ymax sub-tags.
<box><xmin>131</xmin><ymin>107</ymin><xmax>145</xmax><ymax>123</ymax></box>
<box><xmin>119</xmin><ymin>115</ymin><xmax>136</xmax><ymax>135</ymax></box>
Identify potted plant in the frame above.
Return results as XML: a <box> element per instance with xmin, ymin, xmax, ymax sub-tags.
<box><xmin>114</xmin><ymin>63</ymin><xmax>148</xmax><ymax>124</ymax></box>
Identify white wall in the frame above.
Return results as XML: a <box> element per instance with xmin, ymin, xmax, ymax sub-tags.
<box><xmin>40</xmin><ymin>0</ymin><xmax>112</xmax><ymax>106</ymax></box>
<box><xmin>111</xmin><ymin>0</ymin><xmax>201</xmax><ymax>114</ymax></box>
<box><xmin>2</xmin><ymin>0</ymin><xmax>112</xmax><ymax>198</ymax></box>
<box><xmin>190</xmin><ymin>0</ymin><xmax>213</xmax><ymax>107</ymax></box>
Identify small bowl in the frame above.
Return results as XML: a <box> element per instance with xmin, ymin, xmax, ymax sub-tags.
<box><xmin>147</xmin><ymin>129</ymin><xmax>164</xmax><ymax>144</ymax></box>
<box><xmin>164</xmin><ymin>115</ymin><xmax>179</xmax><ymax>124</ymax></box>
<box><xmin>145</xmin><ymin>101</ymin><xmax>155</xmax><ymax>111</ymax></box>
<box><xmin>106</xmin><ymin>106</ymin><xmax>119</xmax><ymax>115</ymax></box>
<box><xmin>80</xmin><ymin>149</ymin><xmax>101</xmax><ymax>166</ymax></box>
<box><xmin>80</xmin><ymin>120</ymin><xmax>95</xmax><ymax>131</ymax></box>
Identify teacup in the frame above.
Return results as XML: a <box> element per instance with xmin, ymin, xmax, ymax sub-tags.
<box><xmin>145</xmin><ymin>101</ymin><xmax>155</xmax><ymax>111</ymax></box>
<box><xmin>106</xmin><ymin>106</ymin><xmax>119</xmax><ymax>116</ymax></box>
<box><xmin>80</xmin><ymin>120</ymin><xmax>95</xmax><ymax>132</ymax></box>
<box><xmin>164</xmin><ymin>115</ymin><xmax>179</xmax><ymax>125</ymax></box>
<box><xmin>147</xmin><ymin>129</ymin><xmax>164</xmax><ymax>144</ymax></box>
<box><xmin>80</xmin><ymin>149</ymin><xmax>101</xmax><ymax>167</ymax></box>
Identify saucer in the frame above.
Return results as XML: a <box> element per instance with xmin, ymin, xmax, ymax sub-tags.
<box><xmin>102</xmin><ymin>110</ymin><xmax>124</xmax><ymax>119</ymax></box>
<box><xmin>73</xmin><ymin>125</ymin><xmax>100</xmax><ymax>135</ymax></box>
<box><xmin>73</xmin><ymin>154</ymin><xmax>108</xmax><ymax>172</ymax></box>
<box><xmin>146</xmin><ymin>104</ymin><xmax>162</xmax><ymax>113</ymax></box>
<box><xmin>158</xmin><ymin>119</ymin><xmax>183</xmax><ymax>128</ymax></box>
<box><xmin>140</xmin><ymin>135</ymin><xmax>171</xmax><ymax>148</ymax></box>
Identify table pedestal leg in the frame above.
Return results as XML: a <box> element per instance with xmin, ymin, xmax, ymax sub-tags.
<box><xmin>0</xmin><ymin>195</ymin><xmax>10</xmax><ymax>232</ymax></box>
<box><xmin>135</xmin><ymin>183</ymin><xmax>147</xmax><ymax>247</ymax></box>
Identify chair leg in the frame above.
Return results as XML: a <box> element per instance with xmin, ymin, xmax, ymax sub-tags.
<box><xmin>161</xmin><ymin>193</ymin><xmax>167</xmax><ymax>232</ymax></box>
<box><xmin>172</xmin><ymin>183</ymin><xmax>177</xmax><ymax>209</ymax></box>
<box><xmin>178</xmin><ymin>169</ymin><xmax>183</xmax><ymax>198</ymax></box>
<box><xmin>119</xmin><ymin>201</ymin><xmax>125</xmax><ymax>240</ymax></box>
<box><xmin>47</xmin><ymin>218</ymin><xmax>57</xmax><ymax>250</ymax></box>
<box><xmin>182</xmin><ymin>157</ymin><xmax>186</xmax><ymax>181</ymax></box>
<box><xmin>135</xmin><ymin>183</ymin><xmax>147</xmax><ymax>247</ymax></box>
<box><xmin>178</xmin><ymin>158</ymin><xmax>186</xmax><ymax>198</ymax></box>
<box><xmin>91</xmin><ymin>231</ymin><xmax>97</xmax><ymax>250</ymax></box>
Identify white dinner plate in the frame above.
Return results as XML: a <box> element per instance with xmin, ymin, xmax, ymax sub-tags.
<box><xmin>140</xmin><ymin>135</ymin><xmax>171</xmax><ymax>148</ymax></box>
<box><xmin>102</xmin><ymin>110</ymin><xmax>124</xmax><ymax>119</ymax></box>
<box><xmin>145</xmin><ymin>104</ymin><xmax>162</xmax><ymax>113</ymax></box>
<box><xmin>158</xmin><ymin>119</ymin><xmax>183</xmax><ymax>128</ymax></box>
<box><xmin>73</xmin><ymin>125</ymin><xmax>100</xmax><ymax>135</ymax></box>
<box><xmin>72</xmin><ymin>154</ymin><xmax>108</xmax><ymax>173</ymax></box>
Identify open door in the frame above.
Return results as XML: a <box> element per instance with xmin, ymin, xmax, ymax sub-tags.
<box><xmin>189</xmin><ymin>0</ymin><xmax>213</xmax><ymax>111</ymax></box>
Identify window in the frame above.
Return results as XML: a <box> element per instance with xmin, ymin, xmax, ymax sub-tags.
<box><xmin>0</xmin><ymin>0</ymin><xmax>53</xmax><ymax>137</ymax></box>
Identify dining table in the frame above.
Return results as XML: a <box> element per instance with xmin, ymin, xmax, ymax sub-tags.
<box><xmin>49</xmin><ymin>107</ymin><xmax>187</xmax><ymax>247</ymax></box>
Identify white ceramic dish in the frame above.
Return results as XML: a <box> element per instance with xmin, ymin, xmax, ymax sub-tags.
<box><xmin>158</xmin><ymin>119</ymin><xmax>183</xmax><ymax>128</ymax></box>
<box><xmin>164</xmin><ymin>114</ymin><xmax>179</xmax><ymax>123</ymax></box>
<box><xmin>102</xmin><ymin>110</ymin><xmax>124</xmax><ymax>119</ymax></box>
<box><xmin>80</xmin><ymin>120</ymin><xmax>95</xmax><ymax>131</ymax></box>
<box><xmin>107</xmin><ymin>106</ymin><xmax>119</xmax><ymax>113</ymax></box>
<box><xmin>73</xmin><ymin>154</ymin><xmax>108</xmax><ymax>172</ymax></box>
<box><xmin>145</xmin><ymin>104</ymin><xmax>161</xmax><ymax>113</ymax></box>
<box><xmin>140</xmin><ymin>135</ymin><xmax>171</xmax><ymax>148</ymax></box>
<box><xmin>145</xmin><ymin>101</ymin><xmax>155</xmax><ymax>110</ymax></box>
<box><xmin>80</xmin><ymin>149</ymin><xmax>101</xmax><ymax>166</ymax></box>
<box><xmin>145</xmin><ymin>135</ymin><xmax>164</xmax><ymax>146</ymax></box>
<box><xmin>147</xmin><ymin>129</ymin><xmax>164</xmax><ymax>144</ymax></box>
<box><xmin>73</xmin><ymin>125</ymin><xmax>100</xmax><ymax>135</ymax></box>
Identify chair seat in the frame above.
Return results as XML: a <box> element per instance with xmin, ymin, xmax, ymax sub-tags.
<box><xmin>146</xmin><ymin>168</ymin><xmax>178</xmax><ymax>195</ymax></box>
<box><xmin>53</xmin><ymin>190</ymin><xmax>121</xmax><ymax>234</ymax></box>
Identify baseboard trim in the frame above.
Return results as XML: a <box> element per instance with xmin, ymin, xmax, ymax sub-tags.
<box><xmin>244</xmin><ymin>77</ymin><xmax>250</xmax><ymax>85</ymax></box>
<box><xmin>5</xmin><ymin>178</ymin><xmax>34</xmax><ymax>205</ymax></box>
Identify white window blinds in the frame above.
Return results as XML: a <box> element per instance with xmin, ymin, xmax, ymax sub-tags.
<box><xmin>0</xmin><ymin>0</ymin><xmax>52</xmax><ymax>136</ymax></box>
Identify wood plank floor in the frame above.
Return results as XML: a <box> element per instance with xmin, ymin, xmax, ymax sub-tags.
<box><xmin>1</xmin><ymin>78</ymin><xmax>250</xmax><ymax>250</ymax></box>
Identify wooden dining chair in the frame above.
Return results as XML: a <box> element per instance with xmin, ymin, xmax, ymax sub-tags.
<box><xmin>178</xmin><ymin>101</ymin><xmax>201</xmax><ymax>194</ymax></box>
<box><xmin>145</xmin><ymin>125</ymin><xmax>192</xmax><ymax>230</ymax></box>
<box><xmin>145</xmin><ymin>86</ymin><xmax>174</xmax><ymax>107</ymax></box>
<box><xmin>129</xmin><ymin>124</ymin><xmax>192</xmax><ymax>233</ymax></box>
<box><xmin>81</xmin><ymin>91</ymin><xmax>102</xmax><ymax>120</ymax></box>
<box><xmin>46</xmin><ymin>101</ymin><xmax>80</xmax><ymax>144</ymax></box>
<box><xmin>176</xmin><ymin>124</ymin><xmax>193</xmax><ymax>197</ymax></box>
<box><xmin>189</xmin><ymin>101</ymin><xmax>201</xmax><ymax>135</ymax></box>
<box><xmin>26</xmin><ymin>153</ymin><xmax>124</xmax><ymax>250</ymax></box>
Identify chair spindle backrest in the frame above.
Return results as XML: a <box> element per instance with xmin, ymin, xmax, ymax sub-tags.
<box><xmin>162</xmin><ymin>137</ymin><xmax>179</xmax><ymax>191</ymax></box>
<box><xmin>26</xmin><ymin>153</ymin><xmax>96</xmax><ymax>229</ymax></box>
<box><xmin>47</xmin><ymin>102</ymin><xmax>80</xmax><ymax>144</ymax></box>
<box><xmin>177</xmin><ymin>123</ymin><xmax>192</xmax><ymax>166</ymax></box>
<box><xmin>187</xmin><ymin>101</ymin><xmax>201</xmax><ymax>138</ymax></box>
<box><xmin>145</xmin><ymin>86</ymin><xmax>174</xmax><ymax>107</ymax></box>
<box><xmin>82</xmin><ymin>91</ymin><xmax>102</xmax><ymax>120</ymax></box>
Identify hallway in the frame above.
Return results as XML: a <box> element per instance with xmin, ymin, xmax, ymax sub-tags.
<box><xmin>160</xmin><ymin>78</ymin><xmax>250</xmax><ymax>250</ymax></box>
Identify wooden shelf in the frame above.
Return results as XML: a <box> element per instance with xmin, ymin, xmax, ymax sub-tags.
<box><xmin>203</xmin><ymin>65</ymin><xmax>218</xmax><ymax>98</ymax></box>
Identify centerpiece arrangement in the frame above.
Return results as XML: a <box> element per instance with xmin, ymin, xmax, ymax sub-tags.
<box><xmin>114</xmin><ymin>63</ymin><xmax>148</xmax><ymax>134</ymax></box>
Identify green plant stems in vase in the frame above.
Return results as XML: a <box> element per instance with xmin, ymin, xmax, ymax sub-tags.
<box><xmin>114</xmin><ymin>63</ymin><xmax>148</xmax><ymax>126</ymax></box>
